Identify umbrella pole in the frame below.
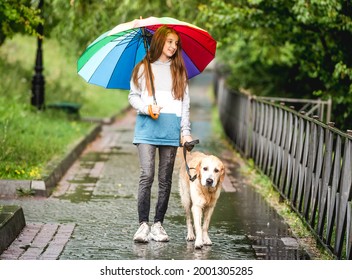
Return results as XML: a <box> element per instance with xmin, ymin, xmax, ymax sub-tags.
<box><xmin>141</xmin><ymin>27</ymin><xmax>157</xmax><ymax>106</ymax></box>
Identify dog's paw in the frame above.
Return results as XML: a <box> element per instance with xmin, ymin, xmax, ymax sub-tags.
<box><xmin>186</xmin><ymin>235</ymin><xmax>196</xmax><ymax>241</ymax></box>
<box><xmin>194</xmin><ymin>239</ymin><xmax>203</xmax><ymax>249</ymax></box>
<box><xmin>186</xmin><ymin>232</ymin><xmax>195</xmax><ymax>241</ymax></box>
<box><xmin>203</xmin><ymin>236</ymin><xmax>212</xmax><ymax>246</ymax></box>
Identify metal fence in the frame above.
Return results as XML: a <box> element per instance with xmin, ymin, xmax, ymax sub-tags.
<box><xmin>217</xmin><ymin>79</ymin><xmax>352</xmax><ymax>260</ymax></box>
<box><xmin>256</xmin><ymin>96</ymin><xmax>332</xmax><ymax>124</ymax></box>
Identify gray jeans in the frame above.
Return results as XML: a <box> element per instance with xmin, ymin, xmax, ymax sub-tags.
<box><xmin>136</xmin><ymin>144</ymin><xmax>178</xmax><ymax>224</ymax></box>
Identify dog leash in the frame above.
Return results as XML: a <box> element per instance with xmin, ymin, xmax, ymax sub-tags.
<box><xmin>183</xmin><ymin>139</ymin><xmax>200</xmax><ymax>182</ymax></box>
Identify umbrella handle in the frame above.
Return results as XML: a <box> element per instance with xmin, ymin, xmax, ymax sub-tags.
<box><xmin>148</xmin><ymin>105</ymin><xmax>159</xmax><ymax>119</ymax></box>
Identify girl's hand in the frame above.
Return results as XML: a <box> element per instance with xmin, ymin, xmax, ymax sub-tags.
<box><xmin>182</xmin><ymin>135</ymin><xmax>193</xmax><ymax>146</ymax></box>
<box><xmin>151</xmin><ymin>105</ymin><xmax>162</xmax><ymax>115</ymax></box>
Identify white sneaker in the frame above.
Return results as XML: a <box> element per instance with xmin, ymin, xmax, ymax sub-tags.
<box><xmin>133</xmin><ymin>222</ymin><xmax>150</xmax><ymax>243</ymax></box>
<box><xmin>149</xmin><ymin>222</ymin><xmax>169</xmax><ymax>242</ymax></box>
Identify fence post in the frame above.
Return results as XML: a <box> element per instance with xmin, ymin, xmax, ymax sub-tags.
<box><xmin>326</xmin><ymin>97</ymin><xmax>332</xmax><ymax>124</ymax></box>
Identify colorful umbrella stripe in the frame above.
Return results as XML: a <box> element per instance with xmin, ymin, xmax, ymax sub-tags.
<box><xmin>78</xmin><ymin>17</ymin><xmax>216</xmax><ymax>90</ymax></box>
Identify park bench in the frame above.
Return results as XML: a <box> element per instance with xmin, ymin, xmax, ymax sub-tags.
<box><xmin>47</xmin><ymin>102</ymin><xmax>81</xmax><ymax>117</ymax></box>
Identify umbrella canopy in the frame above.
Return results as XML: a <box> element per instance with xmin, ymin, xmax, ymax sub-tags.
<box><xmin>77</xmin><ymin>16</ymin><xmax>217</xmax><ymax>90</ymax></box>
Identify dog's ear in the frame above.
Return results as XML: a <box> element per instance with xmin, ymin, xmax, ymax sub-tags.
<box><xmin>196</xmin><ymin>160</ymin><xmax>202</xmax><ymax>180</ymax></box>
<box><xmin>219</xmin><ymin>164</ymin><xmax>225</xmax><ymax>183</ymax></box>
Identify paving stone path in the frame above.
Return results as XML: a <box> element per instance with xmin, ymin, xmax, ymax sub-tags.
<box><xmin>1</xmin><ymin>223</ymin><xmax>75</xmax><ymax>260</ymax></box>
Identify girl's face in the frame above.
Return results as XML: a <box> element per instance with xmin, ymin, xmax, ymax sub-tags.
<box><xmin>159</xmin><ymin>32</ymin><xmax>179</xmax><ymax>62</ymax></box>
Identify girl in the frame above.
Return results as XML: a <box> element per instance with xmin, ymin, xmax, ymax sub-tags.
<box><xmin>129</xmin><ymin>25</ymin><xmax>193</xmax><ymax>242</ymax></box>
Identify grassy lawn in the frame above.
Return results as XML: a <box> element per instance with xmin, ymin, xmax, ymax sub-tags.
<box><xmin>0</xmin><ymin>35</ymin><xmax>129</xmax><ymax>180</ymax></box>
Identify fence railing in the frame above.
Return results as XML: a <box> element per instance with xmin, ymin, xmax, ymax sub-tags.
<box><xmin>217</xmin><ymin>80</ymin><xmax>352</xmax><ymax>260</ymax></box>
<box><xmin>256</xmin><ymin>96</ymin><xmax>332</xmax><ymax>124</ymax></box>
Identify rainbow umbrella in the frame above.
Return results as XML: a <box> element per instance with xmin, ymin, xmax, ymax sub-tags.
<box><xmin>77</xmin><ymin>16</ymin><xmax>217</xmax><ymax>90</ymax></box>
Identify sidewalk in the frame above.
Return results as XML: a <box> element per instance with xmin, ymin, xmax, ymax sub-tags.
<box><xmin>0</xmin><ymin>73</ymin><xmax>312</xmax><ymax>260</ymax></box>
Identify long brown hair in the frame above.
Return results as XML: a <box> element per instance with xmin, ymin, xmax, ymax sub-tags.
<box><xmin>132</xmin><ymin>25</ymin><xmax>188</xmax><ymax>100</ymax></box>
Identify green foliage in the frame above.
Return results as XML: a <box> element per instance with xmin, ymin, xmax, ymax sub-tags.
<box><xmin>0</xmin><ymin>35</ymin><xmax>128</xmax><ymax>180</ymax></box>
<box><xmin>16</xmin><ymin>188</ymin><xmax>36</xmax><ymax>197</ymax></box>
<box><xmin>0</xmin><ymin>95</ymin><xmax>91</xmax><ymax>180</ymax></box>
<box><xmin>44</xmin><ymin>0</ymin><xmax>209</xmax><ymax>55</ymax></box>
<box><xmin>0</xmin><ymin>0</ymin><xmax>43</xmax><ymax>45</ymax></box>
<box><xmin>1</xmin><ymin>35</ymin><xmax>129</xmax><ymax>117</ymax></box>
<box><xmin>199</xmin><ymin>0</ymin><xmax>352</xmax><ymax>130</ymax></box>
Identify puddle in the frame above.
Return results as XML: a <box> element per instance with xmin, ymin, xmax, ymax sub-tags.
<box><xmin>59</xmin><ymin>185</ymin><xmax>93</xmax><ymax>203</ymax></box>
<box><xmin>81</xmin><ymin>152</ymin><xmax>109</xmax><ymax>162</ymax></box>
<box><xmin>68</xmin><ymin>177</ymin><xmax>98</xmax><ymax>184</ymax></box>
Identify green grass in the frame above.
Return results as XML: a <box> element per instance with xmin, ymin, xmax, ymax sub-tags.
<box><xmin>0</xmin><ymin>35</ymin><xmax>129</xmax><ymax>180</ymax></box>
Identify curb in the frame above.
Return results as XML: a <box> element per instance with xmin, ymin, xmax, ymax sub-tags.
<box><xmin>0</xmin><ymin>107</ymin><xmax>131</xmax><ymax>198</ymax></box>
<box><xmin>0</xmin><ymin>205</ymin><xmax>26</xmax><ymax>254</ymax></box>
<box><xmin>41</xmin><ymin>124</ymin><xmax>102</xmax><ymax>197</ymax></box>
<box><xmin>0</xmin><ymin>123</ymin><xmax>102</xmax><ymax>198</ymax></box>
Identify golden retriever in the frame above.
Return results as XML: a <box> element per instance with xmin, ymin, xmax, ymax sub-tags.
<box><xmin>179</xmin><ymin>151</ymin><xmax>225</xmax><ymax>249</ymax></box>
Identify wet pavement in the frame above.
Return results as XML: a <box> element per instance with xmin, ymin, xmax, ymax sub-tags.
<box><xmin>0</xmin><ymin>72</ymin><xmax>310</xmax><ymax>260</ymax></box>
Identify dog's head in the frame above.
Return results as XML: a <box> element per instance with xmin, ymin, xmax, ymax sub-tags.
<box><xmin>196</xmin><ymin>155</ymin><xmax>225</xmax><ymax>189</ymax></box>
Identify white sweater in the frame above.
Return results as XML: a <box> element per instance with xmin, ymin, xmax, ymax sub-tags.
<box><xmin>128</xmin><ymin>59</ymin><xmax>191</xmax><ymax>146</ymax></box>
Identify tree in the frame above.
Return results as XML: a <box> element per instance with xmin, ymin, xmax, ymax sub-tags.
<box><xmin>0</xmin><ymin>0</ymin><xmax>42</xmax><ymax>45</ymax></box>
<box><xmin>199</xmin><ymin>0</ymin><xmax>352</xmax><ymax>130</ymax></box>
<box><xmin>44</xmin><ymin>0</ymin><xmax>207</xmax><ymax>55</ymax></box>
